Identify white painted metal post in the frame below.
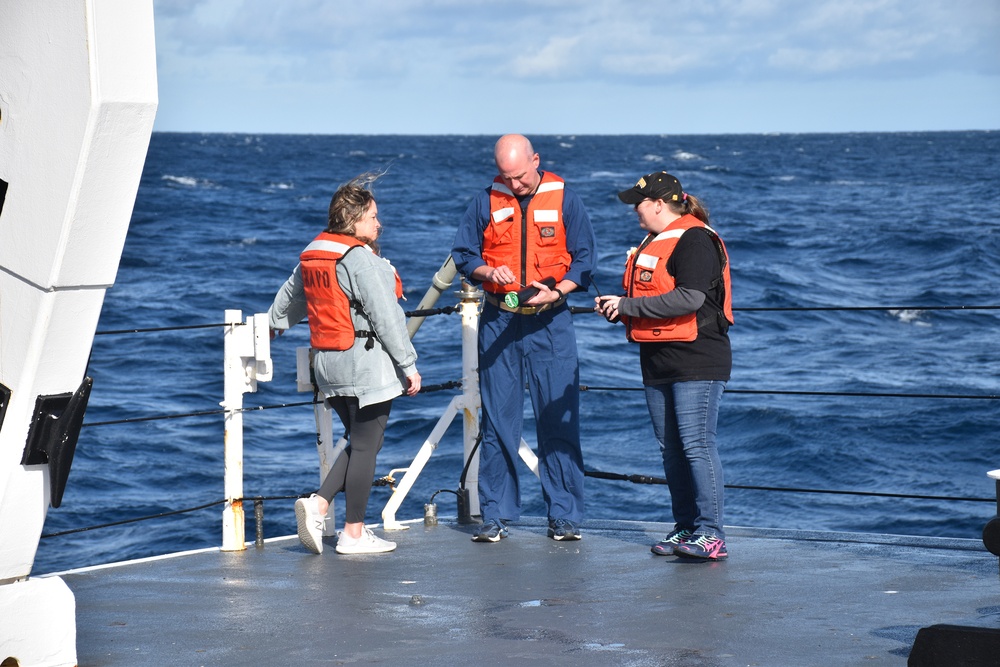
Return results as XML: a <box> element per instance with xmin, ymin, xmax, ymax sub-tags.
<box><xmin>296</xmin><ymin>346</ymin><xmax>340</xmax><ymax>536</ymax></box>
<box><xmin>459</xmin><ymin>281</ymin><xmax>483</xmax><ymax>517</ymax></box>
<box><xmin>457</xmin><ymin>281</ymin><xmax>538</xmax><ymax>519</ymax></box>
<box><xmin>221</xmin><ymin>310</ymin><xmax>246</xmax><ymax>551</ymax></box>
<box><xmin>222</xmin><ymin>311</ymin><xmax>272</xmax><ymax>551</ymax></box>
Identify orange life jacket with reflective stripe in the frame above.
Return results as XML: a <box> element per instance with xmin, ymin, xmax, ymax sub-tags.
<box><xmin>299</xmin><ymin>232</ymin><xmax>403</xmax><ymax>350</ymax></box>
<box><xmin>622</xmin><ymin>215</ymin><xmax>734</xmax><ymax>343</ymax></box>
<box><xmin>482</xmin><ymin>172</ymin><xmax>572</xmax><ymax>294</ymax></box>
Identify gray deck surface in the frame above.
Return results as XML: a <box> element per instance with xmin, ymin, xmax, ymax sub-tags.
<box><xmin>56</xmin><ymin>518</ymin><xmax>998</xmax><ymax>666</ymax></box>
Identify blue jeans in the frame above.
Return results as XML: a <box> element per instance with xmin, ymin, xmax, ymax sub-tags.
<box><xmin>644</xmin><ymin>381</ymin><xmax>726</xmax><ymax>539</ymax></box>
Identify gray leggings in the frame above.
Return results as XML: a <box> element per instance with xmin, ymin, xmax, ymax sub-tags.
<box><xmin>316</xmin><ymin>396</ymin><xmax>392</xmax><ymax>524</ymax></box>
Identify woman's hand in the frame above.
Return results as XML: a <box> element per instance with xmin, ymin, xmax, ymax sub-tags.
<box><xmin>404</xmin><ymin>371</ymin><xmax>422</xmax><ymax>396</ymax></box>
<box><xmin>595</xmin><ymin>295</ymin><xmax>622</xmax><ymax>323</ymax></box>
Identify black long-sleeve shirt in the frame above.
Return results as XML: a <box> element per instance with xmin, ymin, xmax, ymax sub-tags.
<box><xmin>618</xmin><ymin>227</ymin><xmax>732</xmax><ymax>385</ymax></box>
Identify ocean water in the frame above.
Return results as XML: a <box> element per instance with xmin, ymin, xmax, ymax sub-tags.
<box><xmin>35</xmin><ymin>132</ymin><xmax>1000</xmax><ymax>574</ymax></box>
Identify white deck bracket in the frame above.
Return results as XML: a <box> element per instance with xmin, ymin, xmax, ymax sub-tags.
<box><xmin>221</xmin><ymin>311</ymin><xmax>273</xmax><ymax>552</ymax></box>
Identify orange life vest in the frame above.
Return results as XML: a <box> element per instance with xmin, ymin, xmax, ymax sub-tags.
<box><xmin>482</xmin><ymin>172</ymin><xmax>572</xmax><ymax>294</ymax></box>
<box><xmin>299</xmin><ymin>232</ymin><xmax>403</xmax><ymax>350</ymax></box>
<box><xmin>622</xmin><ymin>215</ymin><xmax>734</xmax><ymax>343</ymax></box>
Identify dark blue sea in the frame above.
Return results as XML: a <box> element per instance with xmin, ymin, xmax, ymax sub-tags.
<box><xmin>35</xmin><ymin>132</ymin><xmax>1000</xmax><ymax>574</ymax></box>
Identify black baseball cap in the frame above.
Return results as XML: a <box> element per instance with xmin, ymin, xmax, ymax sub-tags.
<box><xmin>618</xmin><ymin>171</ymin><xmax>684</xmax><ymax>205</ymax></box>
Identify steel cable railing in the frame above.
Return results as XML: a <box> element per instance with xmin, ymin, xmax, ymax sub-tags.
<box><xmin>53</xmin><ymin>303</ymin><xmax>996</xmax><ymax>543</ymax></box>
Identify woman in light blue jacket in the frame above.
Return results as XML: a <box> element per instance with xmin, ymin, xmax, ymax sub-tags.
<box><xmin>269</xmin><ymin>174</ymin><xmax>420</xmax><ymax>556</ymax></box>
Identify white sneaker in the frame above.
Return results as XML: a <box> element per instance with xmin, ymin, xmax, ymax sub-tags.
<box><xmin>294</xmin><ymin>495</ymin><xmax>325</xmax><ymax>554</ymax></box>
<box><xmin>335</xmin><ymin>525</ymin><xmax>396</xmax><ymax>554</ymax></box>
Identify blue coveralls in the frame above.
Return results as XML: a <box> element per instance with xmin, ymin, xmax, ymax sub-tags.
<box><xmin>452</xmin><ymin>174</ymin><xmax>595</xmax><ymax>523</ymax></box>
<box><xmin>477</xmin><ymin>302</ymin><xmax>583</xmax><ymax>522</ymax></box>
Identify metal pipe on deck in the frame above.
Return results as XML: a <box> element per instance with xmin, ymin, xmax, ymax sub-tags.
<box><xmin>406</xmin><ymin>255</ymin><xmax>457</xmax><ymax>338</ymax></box>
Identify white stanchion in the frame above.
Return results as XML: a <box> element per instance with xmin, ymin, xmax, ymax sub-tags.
<box><xmin>221</xmin><ymin>311</ymin><xmax>272</xmax><ymax>552</ymax></box>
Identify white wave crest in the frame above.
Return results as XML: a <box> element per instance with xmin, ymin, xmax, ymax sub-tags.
<box><xmin>889</xmin><ymin>309</ymin><xmax>930</xmax><ymax>326</ymax></box>
<box><xmin>161</xmin><ymin>175</ymin><xmax>199</xmax><ymax>187</ymax></box>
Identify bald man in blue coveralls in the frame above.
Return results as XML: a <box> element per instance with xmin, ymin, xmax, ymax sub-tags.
<box><xmin>451</xmin><ymin>134</ymin><xmax>596</xmax><ymax>542</ymax></box>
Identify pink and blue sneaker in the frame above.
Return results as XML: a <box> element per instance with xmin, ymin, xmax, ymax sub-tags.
<box><xmin>651</xmin><ymin>528</ymin><xmax>693</xmax><ymax>556</ymax></box>
<box><xmin>673</xmin><ymin>534</ymin><xmax>728</xmax><ymax>560</ymax></box>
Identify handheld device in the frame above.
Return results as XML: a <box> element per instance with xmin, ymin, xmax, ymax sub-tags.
<box><xmin>504</xmin><ymin>276</ymin><xmax>557</xmax><ymax>308</ymax></box>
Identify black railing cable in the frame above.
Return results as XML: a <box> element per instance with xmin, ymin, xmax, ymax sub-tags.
<box><xmin>405</xmin><ymin>305</ymin><xmax>460</xmax><ymax>318</ymax></box>
<box><xmin>81</xmin><ymin>381</ymin><xmax>996</xmax><ymax>428</ymax></box>
<box><xmin>94</xmin><ymin>307</ymin><xmax>461</xmax><ymax>338</ymax></box>
<box><xmin>64</xmin><ymin>304</ymin><xmax>996</xmax><ymax>547</ymax></box>
<box><xmin>42</xmin><ymin>488</ymin><xmax>384</xmax><ymax>540</ymax></box>
<box><xmin>82</xmin><ymin>381</ymin><xmax>462</xmax><ymax>427</ymax></box>
<box><xmin>42</xmin><ymin>474</ymin><xmax>994</xmax><ymax>541</ymax></box>
<box><xmin>96</xmin><ymin>322</ymin><xmax>235</xmax><ymax>336</ymax></box>
<box><xmin>41</xmin><ymin>499</ymin><xmax>227</xmax><ymax>538</ymax></box>
<box><xmin>570</xmin><ymin>304</ymin><xmax>1000</xmax><ymax>316</ymax></box>
<box><xmin>41</xmin><ymin>494</ymin><xmax>298</xmax><ymax>539</ymax></box>
<box><xmin>734</xmin><ymin>305</ymin><xmax>1000</xmax><ymax>312</ymax></box>
<box><xmin>584</xmin><ymin>469</ymin><xmax>994</xmax><ymax>503</ymax></box>
<box><xmin>579</xmin><ymin>385</ymin><xmax>1000</xmax><ymax>401</ymax></box>
<box><xmin>92</xmin><ymin>304</ymin><xmax>1000</xmax><ymax>336</ymax></box>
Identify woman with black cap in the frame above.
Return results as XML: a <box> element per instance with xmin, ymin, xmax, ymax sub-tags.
<box><xmin>596</xmin><ymin>171</ymin><xmax>734</xmax><ymax>561</ymax></box>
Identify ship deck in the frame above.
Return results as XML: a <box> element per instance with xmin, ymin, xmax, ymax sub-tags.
<box><xmin>56</xmin><ymin>518</ymin><xmax>998</xmax><ymax>666</ymax></box>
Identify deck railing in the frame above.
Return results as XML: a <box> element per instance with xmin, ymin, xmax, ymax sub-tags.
<box><xmin>42</xmin><ymin>266</ymin><xmax>1000</xmax><ymax>565</ymax></box>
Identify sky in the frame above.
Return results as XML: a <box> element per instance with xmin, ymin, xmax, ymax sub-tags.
<box><xmin>151</xmin><ymin>0</ymin><xmax>1000</xmax><ymax>135</ymax></box>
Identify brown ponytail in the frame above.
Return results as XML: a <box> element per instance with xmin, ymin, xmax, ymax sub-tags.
<box><xmin>667</xmin><ymin>193</ymin><xmax>710</xmax><ymax>223</ymax></box>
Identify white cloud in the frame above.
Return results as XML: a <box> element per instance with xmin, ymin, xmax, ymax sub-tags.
<box><xmin>150</xmin><ymin>0</ymin><xmax>1000</xmax><ymax>133</ymax></box>
<box><xmin>510</xmin><ymin>36</ymin><xmax>583</xmax><ymax>79</ymax></box>
<box><xmin>154</xmin><ymin>0</ymin><xmax>1000</xmax><ymax>79</ymax></box>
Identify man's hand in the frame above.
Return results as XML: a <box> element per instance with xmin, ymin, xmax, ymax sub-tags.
<box><xmin>523</xmin><ymin>280</ymin><xmax>561</xmax><ymax>306</ymax></box>
<box><xmin>486</xmin><ymin>265</ymin><xmax>516</xmax><ymax>286</ymax></box>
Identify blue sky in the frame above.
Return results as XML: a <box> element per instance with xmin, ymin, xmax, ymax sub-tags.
<box><xmin>152</xmin><ymin>0</ymin><xmax>1000</xmax><ymax>135</ymax></box>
